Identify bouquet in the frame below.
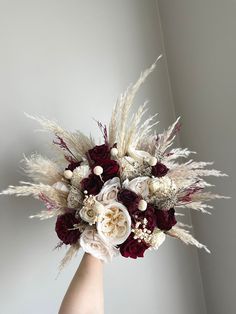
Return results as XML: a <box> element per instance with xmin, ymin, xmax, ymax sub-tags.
<box><xmin>1</xmin><ymin>56</ymin><xmax>229</xmax><ymax>270</ymax></box>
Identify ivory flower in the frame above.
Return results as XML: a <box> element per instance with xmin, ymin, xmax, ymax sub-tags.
<box><xmin>96</xmin><ymin>177</ymin><xmax>120</xmax><ymax>204</ymax></box>
<box><xmin>79</xmin><ymin>196</ymin><xmax>104</xmax><ymax>225</ymax></box>
<box><xmin>80</xmin><ymin>226</ymin><xmax>119</xmax><ymax>262</ymax></box>
<box><xmin>123</xmin><ymin>176</ymin><xmax>149</xmax><ymax>198</ymax></box>
<box><xmin>97</xmin><ymin>202</ymin><xmax>131</xmax><ymax>245</ymax></box>
<box><xmin>148</xmin><ymin>176</ymin><xmax>177</xmax><ymax>198</ymax></box>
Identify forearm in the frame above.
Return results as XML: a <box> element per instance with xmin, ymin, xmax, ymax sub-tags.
<box><xmin>59</xmin><ymin>253</ymin><xmax>104</xmax><ymax>314</ymax></box>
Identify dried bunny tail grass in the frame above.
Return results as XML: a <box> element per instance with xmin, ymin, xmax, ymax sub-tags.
<box><xmin>1</xmin><ymin>181</ymin><xmax>68</xmax><ymax>208</ymax></box>
<box><xmin>108</xmin><ymin>55</ymin><xmax>162</xmax><ymax>154</ymax></box>
<box><xmin>22</xmin><ymin>154</ymin><xmax>63</xmax><ymax>185</ymax></box>
<box><xmin>167</xmin><ymin>226</ymin><xmax>211</xmax><ymax>253</ymax></box>
<box><xmin>155</xmin><ymin>116</ymin><xmax>181</xmax><ymax>156</ymax></box>
<box><xmin>56</xmin><ymin>242</ymin><xmax>81</xmax><ymax>276</ymax></box>
<box><xmin>24</xmin><ymin>113</ymin><xmax>94</xmax><ymax>159</ymax></box>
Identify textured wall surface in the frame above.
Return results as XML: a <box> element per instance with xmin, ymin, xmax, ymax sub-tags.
<box><xmin>158</xmin><ymin>1</ymin><xmax>236</xmax><ymax>313</ymax></box>
<box><xmin>0</xmin><ymin>1</ymin><xmax>206</xmax><ymax>313</ymax></box>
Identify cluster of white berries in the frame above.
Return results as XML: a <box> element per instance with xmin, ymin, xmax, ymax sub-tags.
<box><xmin>131</xmin><ymin>218</ymin><xmax>152</xmax><ymax>244</ymax></box>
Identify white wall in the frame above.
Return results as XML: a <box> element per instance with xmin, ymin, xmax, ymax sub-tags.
<box><xmin>158</xmin><ymin>1</ymin><xmax>236</xmax><ymax>314</ymax></box>
<box><xmin>0</xmin><ymin>1</ymin><xmax>206</xmax><ymax>313</ymax></box>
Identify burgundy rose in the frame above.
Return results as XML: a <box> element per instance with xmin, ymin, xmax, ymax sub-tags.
<box><xmin>151</xmin><ymin>162</ymin><xmax>169</xmax><ymax>177</ymax></box>
<box><xmin>132</xmin><ymin>204</ymin><xmax>157</xmax><ymax>232</ymax></box>
<box><xmin>156</xmin><ymin>208</ymin><xmax>177</xmax><ymax>231</ymax></box>
<box><xmin>117</xmin><ymin>189</ymin><xmax>140</xmax><ymax>214</ymax></box>
<box><xmin>88</xmin><ymin>144</ymin><xmax>110</xmax><ymax>162</ymax></box>
<box><xmin>81</xmin><ymin>174</ymin><xmax>103</xmax><ymax>195</ymax></box>
<box><xmin>119</xmin><ymin>234</ymin><xmax>150</xmax><ymax>259</ymax></box>
<box><xmin>55</xmin><ymin>212</ymin><xmax>81</xmax><ymax>245</ymax></box>
<box><xmin>95</xmin><ymin>159</ymin><xmax>119</xmax><ymax>181</ymax></box>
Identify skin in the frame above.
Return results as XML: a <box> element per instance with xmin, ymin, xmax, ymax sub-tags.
<box><xmin>59</xmin><ymin>253</ymin><xmax>104</xmax><ymax>314</ymax></box>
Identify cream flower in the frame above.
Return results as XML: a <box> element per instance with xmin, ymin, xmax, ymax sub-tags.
<box><xmin>97</xmin><ymin>202</ymin><xmax>131</xmax><ymax>245</ymax></box>
<box><xmin>123</xmin><ymin>176</ymin><xmax>149</xmax><ymax>198</ymax></box>
<box><xmin>148</xmin><ymin>176</ymin><xmax>177</xmax><ymax>198</ymax></box>
<box><xmin>149</xmin><ymin>228</ymin><xmax>166</xmax><ymax>249</ymax></box>
<box><xmin>96</xmin><ymin>177</ymin><xmax>120</xmax><ymax>204</ymax></box>
<box><xmin>79</xmin><ymin>196</ymin><xmax>104</xmax><ymax>225</ymax></box>
<box><xmin>80</xmin><ymin>226</ymin><xmax>119</xmax><ymax>262</ymax></box>
<box><xmin>71</xmin><ymin>165</ymin><xmax>90</xmax><ymax>188</ymax></box>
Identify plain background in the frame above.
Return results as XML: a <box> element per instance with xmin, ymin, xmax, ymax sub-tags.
<box><xmin>0</xmin><ymin>1</ymin><xmax>234</xmax><ymax>314</ymax></box>
<box><xmin>158</xmin><ymin>1</ymin><xmax>236</xmax><ymax>313</ymax></box>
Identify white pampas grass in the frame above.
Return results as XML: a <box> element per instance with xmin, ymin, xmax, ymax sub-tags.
<box><xmin>58</xmin><ymin>242</ymin><xmax>81</xmax><ymax>273</ymax></box>
<box><xmin>167</xmin><ymin>226</ymin><xmax>211</xmax><ymax>253</ymax></box>
<box><xmin>29</xmin><ymin>209</ymin><xmax>62</xmax><ymax>220</ymax></box>
<box><xmin>155</xmin><ymin>116</ymin><xmax>181</xmax><ymax>156</ymax></box>
<box><xmin>108</xmin><ymin>55</ymin><xmax>162</xmax><ymax>156</ymax></box>
<box><xmin>1</xmin><ymin>181</ymin><xmax>68</xmax><ymax>209</ymax></box>
<box><xmin>176</xmin><ymin>202</ymin><xmax>214</xmax><ymax>214</ymax></box>
<box><xmin>25</xmin><ymin>113</ymin><xmax>95</xmax><ymax>159</ymax></box>
<box><xmin>23</xmin><ymin>154</ymin><xmax>63</xmax><ymax>185</ymax></box>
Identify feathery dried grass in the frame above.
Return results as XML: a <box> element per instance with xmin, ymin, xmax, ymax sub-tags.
<box><xmin>58</xmin><ymin>242</ymin><xmax>81</xmax><ymax>274</ymax></box>
<box><xmin>23</xmin><ymin>154</ymin><xmax>63</xmax><ymax>185</ymax></box>
<box><xmin>108</xmin><ymin>55</ymin><xmax>162</xmax><ymax>156</ymax></box>
<box><xmin>1</xmin><ymin>181</ymin><xmax>68</xmax><ymax>208</ymax></box>
<box><xmin>167</xmin><ymin>226</ymin><xmax>210</xmax><ymax>253</ymax></box>
<box><xmin>25</xmin><ymin>113</ymin><xmax>95</xmax><ymax>159</ymax></box>
<box><xmin>155</xmin><ymin>116</ymin><xmax>181</xmax><ymax>156</ymax></box>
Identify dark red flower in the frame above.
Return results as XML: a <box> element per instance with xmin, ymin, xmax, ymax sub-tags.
<box><xmin>88</xmin><ymin>144</ymin><xmax>110</xmax><ymax>162</ymax></box>
<box><xmin>151</xmin><ymin>162</ymin><xmax>169</xmax><ymax>177</ymax></box>
<box><xmin>55</xmin><ymin>212</ymin><xmax>81</xmax><ymax>245</ymax></box>
<box><xmin>132</xmin><ymin>204</ymin><xmax>157</xmax><ymax>232</ymax></box>
<box><xmin>156</xmin><ymin>208</ymin><xmax>177</xmax><ymax>231</ymax></box>
<box><xmin>81</xmin><ymin>174</ymin><xmax>103</xmax><ymax>195</ymax></box>
<box><xmin>119</xmin><ymin>234</ymin><xmax>150</xmax><ymax>259</ymax></box>
<box><xmin>117</xmin><ymin>189</ymin><xmax>140</xmax><ymax>214</ymax></box>
<box><xmin>95</xmin><ymin>159</ymin><xmax>119</xmax><ymax>181</ymax></box>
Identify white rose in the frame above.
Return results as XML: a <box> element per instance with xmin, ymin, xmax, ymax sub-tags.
<box><xmin>97</xmin><ymin>202</ymin><xmax>131</xmax><ymax>245</ymax></box>
<box><xmin>96</xmin><ymin>177</ymin><xmax>120</xmax><ymax>204</ymax></box>
<box><xmin>79</xmin><ymin>197</ymin><xmax>105</xmax><ymax>225</ymax></box>
<box><xmin>149</xmin><ymin>228</ymin><xmax>166</xmax><ymax>249</ymax></box>
<box><xmin>123</xmin><ymin>177</ymin><xmax>149</xmax><ymax>198</ymax></box>
<box><xmin>80</xmin><ymin>226</ymin><xmax>119</xmax><ymax>262</ymax></box>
